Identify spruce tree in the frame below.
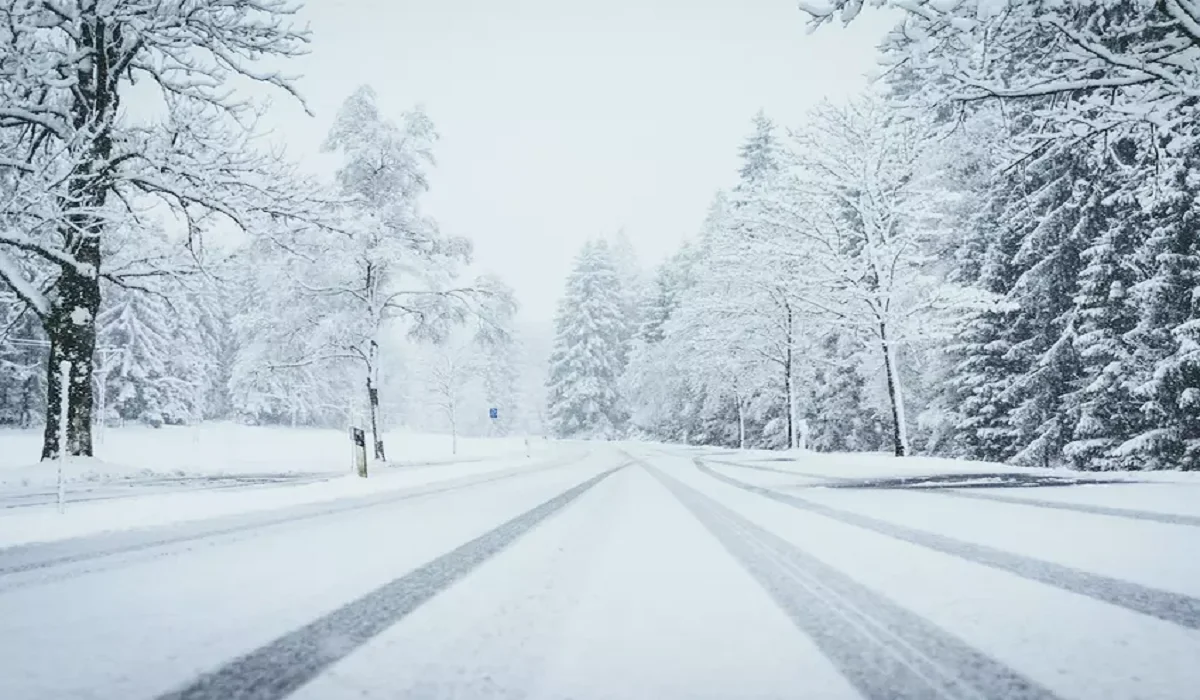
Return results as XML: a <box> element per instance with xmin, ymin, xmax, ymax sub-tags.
<box><xmin>1063</xmin><ymin>163</ymin><xmax>1148</xmax><ymax>470</ymax></box>
<box><xmin>1124</xmin><ymin>152</ymin><xmax>1200</xmax><ymax>470</ymax></box>
<box><xmin>97</xmin><ymin>286</ymin><xmax>186</xmax><ymax>426</ymax></box>
<box><xmin>546</xmin><ymin>240</ymin><xmax>628</xmax><ymax>438</ymax></box>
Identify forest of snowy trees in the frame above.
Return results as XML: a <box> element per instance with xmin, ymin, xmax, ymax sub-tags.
<box><xmin>7</xmin><ymin>1</ymin><xmax>1200</xmax><ymax>472</ymax></box>
<box><xmin>0</xmin><ymin>1</ymin><xmax>536</xmax><ymax>460</ymax></box>
<box><xmin>547</xmin><ymin>1</ymin><xmax>1200</xmax><ymax>471</ymax></box>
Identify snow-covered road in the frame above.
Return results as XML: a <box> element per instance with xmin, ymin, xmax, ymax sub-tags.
<box><xmin>2</xmin><ymin>444</ymin><xmax>1199</xmax><ymax>699</ymax></box>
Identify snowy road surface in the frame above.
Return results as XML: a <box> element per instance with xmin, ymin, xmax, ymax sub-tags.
<box><xmin>2</xmin><ymin>445</ymin><xmax>1199</xmax><ymax>699</ymax></box>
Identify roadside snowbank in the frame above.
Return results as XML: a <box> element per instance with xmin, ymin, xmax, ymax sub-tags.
<box><xmin>0</xmin><ymin>422</ymin><xmax>540</xmax><ymax>487</ymax></box>
<box><xmin>676</xmin><ymin>444</ymin><xmax>1200</xmax><ymax>485</ymax></box>
<box><xmin>0</xmin><ymin>453</ymin><xmax>568</xmax><ymax>548</ymax></box>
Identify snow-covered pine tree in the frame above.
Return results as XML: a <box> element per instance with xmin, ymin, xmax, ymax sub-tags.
<box><xmin>806</xmin><ymin>331</ymin><xmax>887</xmax><ymax>452</ymax></box>
<box><xmin>797</xmin><ymin>0</ymin><xmax>1200</xmax><ymax>472</ymax></box>
<box><xmin>546</xmin><ymin>240</ymin><xmax>628</xmax><ymax>438</ymax></box>
<box><xmin>1061</xmin><ymin>158</ymin><xmax>1148</xmax><ymax>470</ymax></box>
<box><xmin>0</xmin><ymin>307</ymin><xmax>44</xmax><ymax>427</ymax></box>
<box><xmin>623</xmin><ymin>244</ymin><xmax>702</xmax><ymax>442</ymax></box>
<box><xmin>609</xmin><ymin>228</ymin><xmax>644</xmax><ymax>368</ymax></box>
<box><xmin>97</xmin><ymin>285</ymin><xmax>191</xmax><ymax>426</ymax></box>
<box><xmin>1121</xmin><ymin>151</ymin><xmax>1200</xmax><ymax>470</ymax></box>
<box><xmin>739</xmin><ymin>110</ymin><xmax>782</xmax><ymax>186</ymax></box>
<box><xmin>194</xmin><ymin>280</ymin><xmax>239</xmax><ymax>421</ymax></box>
<box><xmin>938</xmin><ymin>144</ymin><xmax>1087</xmax><ymax>465</ymax></box>
<box><xmin>1002</xmin><ymin>153</ymin><xmax>1097</xmax><ymax>467</ymax></box>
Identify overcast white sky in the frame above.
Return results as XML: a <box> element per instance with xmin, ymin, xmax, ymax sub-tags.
<box><xmin>262</xmin><ymin>0</ymin><xmax>893</xmax><ymax>323</ymax></box>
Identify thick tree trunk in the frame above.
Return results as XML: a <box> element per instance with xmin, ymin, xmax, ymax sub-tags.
<box><xmin>41</xmin><ymin>266</ymin><xmax>100</xmax><ymax>460</ymax></box>
<box><xmin>40</xmin><ymin>17</ymin><xmax>116</xmax><ymax>460</ymax></box>
<box><xmin>880</xmin><ymin>321</ymin><xmax>909</xmax><ymax>457</ymax></box>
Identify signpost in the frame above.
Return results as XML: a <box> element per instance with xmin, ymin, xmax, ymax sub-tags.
<box><xmin>350</xmin><ymin>427</ymin><xmax>368</xmax><ymax>478</ymax></box>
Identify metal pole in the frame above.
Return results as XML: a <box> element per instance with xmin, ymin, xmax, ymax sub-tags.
<box><xmin>57</xmin><ymin>360</ymin><xmax>70</xmax><ymax>514</ymax></box>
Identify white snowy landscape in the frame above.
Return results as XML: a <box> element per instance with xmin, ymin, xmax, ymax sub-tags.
<box><xmin>2</xmin><ymin>427</ymin><xmax>1200</xmax><ymax>699</ymax></box>
<box><xmin>4</xmin><ymin>0</ymin><xmax>1200</xmax><ymax>698</ymax></box>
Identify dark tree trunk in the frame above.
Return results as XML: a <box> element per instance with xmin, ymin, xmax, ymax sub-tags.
<box><xmin>39</xmin><ymin>16</ymin><xmax>118</xmax><ymax>460</ymax></box>
<box><xmin>41</xmin><ymin>270</ymin><xmax>99</xmax><ymax>459</ymax></box>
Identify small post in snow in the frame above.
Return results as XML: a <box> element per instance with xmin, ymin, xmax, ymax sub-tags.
<box><xmin>524</xmin><ymin>435</ymin><xmax>531</xmax><ymax>459</ymax></box>
<box><xmin>57</xmin><ymin>360</ymin><xmax>70</xmax><ymax>514</ymax></box>
<box><xmin>350</xmin><ymin>426</ymin><xmax>368</xmax><ymax>478</ymax></box>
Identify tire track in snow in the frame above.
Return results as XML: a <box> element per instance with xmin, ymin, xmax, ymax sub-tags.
<box><xmin>154</xmin><ymin>464</ymin><xmax>625</xmax><ymax>700</ymax></box>
<box><xmin>930</xmin><ymin>489</ymin><xmax>1200</xmax><ymax>528</ymax></box>
<box><xmin>705</xmin><ymin>457</ymin><xmax>849</xmax><ymax>481</ymax></box>
<box><xmin>702</xmin><ymin>450</ymin><xmax>1198</xmax><ymax>526</ymax></box>
<box><xmin>696</xmin><ymin>459</ymin><xmax>1200</xmax><ymax>631</ymax></box>
<box><xmin>645</xmin><ymin>462</ymin><xmax>1059</xmax><ymax>700</ymax></box>
<box><xmin>0</xmin><ymin>454</ymin><xmax>581</xmax><ymax>585</ymax></box>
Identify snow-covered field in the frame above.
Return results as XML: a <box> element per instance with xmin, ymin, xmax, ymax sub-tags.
<box><xmin>2</xmin><ymin>438</ymin><xmax>1199</xmax><ymax>699</ymax></box>
<box><xmin>0</xmin><ymin>423</ymin><xmax>554</xmax><ymax>547</ymax></box>
<box><xmin>0</xmin><ymin>422</ymin><xmax>539</xmax><ymax>485</ymax></box>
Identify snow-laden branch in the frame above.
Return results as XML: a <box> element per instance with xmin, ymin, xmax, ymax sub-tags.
<box><xmin>0</xmin><ymin>247</ymin><xmax>50</xmax><ymax>317</ymax></box>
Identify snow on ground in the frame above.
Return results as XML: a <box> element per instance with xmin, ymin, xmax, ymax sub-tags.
<box><xmin>0</xmin><ymin>454</ymin><xmax>618</xmax><ymax>700</ymax></box>
<box><xmin>674</xmin><ymin>441</ymin><xmax>1200</xmax><ymax>485</ymax></box>
<box><xmin>4</xmin><ymin>439</ymin><xmax>1200</xmax><ymax>698</ymax></box>
<box><xmin>638</xmin><ymin>446</ymin><xmax>1200</xmax><ymax>700</ymax></box>
<box><xmin>0</xmin><ymin>422</ymin><xmax>540</xmax><ymax>486</ymax></box>
<box><xmin>292</xmin><ymin>464</ymin><xmax>858</xmax><ymax>700</ymax></box>
<box><xmin>0</xmin><ymin>423</ymin><xmax>559</xmax><ymax>548</ymax></box>
<box><xmin>988</xmin><ymin>482</ymin><xmax>1200</xmax><ymax>517</ymax></box>
<box><xmin>0</xmin><ymin>453</ymin><xmax>566</xmax><ymax>549</ymax></box>
<box><xmin>682</xmin><ymin>442</ymin><xmax>1200</xmax><ymax>523</ymax></box>
<box><xmin>794</xmin><ymin>484</ymin><xmax>1200</xmax><ymax>597</ymax></box>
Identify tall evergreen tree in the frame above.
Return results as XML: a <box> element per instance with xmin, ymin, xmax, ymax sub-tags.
<box><xmin>738</xmin><ymin>110</ymin><xmax>782</xmax><ymax>186</ymax></box>
<box><xmin>1062</xmin><ymin>161</ymin><xmax>1148</xmax><ymax>470</ymax></box>
<box><xmin>546</xmin><ymin>240</ymin><xmax>628</xmax><ymax>438</ymax></box>
<box><xmin>806</xmin><ymin>332</ymin><xmax>887</xmax><ymax>452</ymax></box>
<box><xmin>97</xmin><ymin>286</ymin><xmax>189</xmax><ymax>426</ymax></box>
<box><xmin>1123</xmin><ymin>152</ymin><xmax>1200</xmax><ymax>470</ymax></box>
<box><xmin>0</xmin><ymin>308</ymin><xmax>45</xmax><ymax>428</ymax></box>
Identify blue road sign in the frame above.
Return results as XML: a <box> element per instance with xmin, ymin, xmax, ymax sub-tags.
<box><xmin>489</xmin><ymin>407</ymin><xmax>498</xmax><ymax>420</ymax></box>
